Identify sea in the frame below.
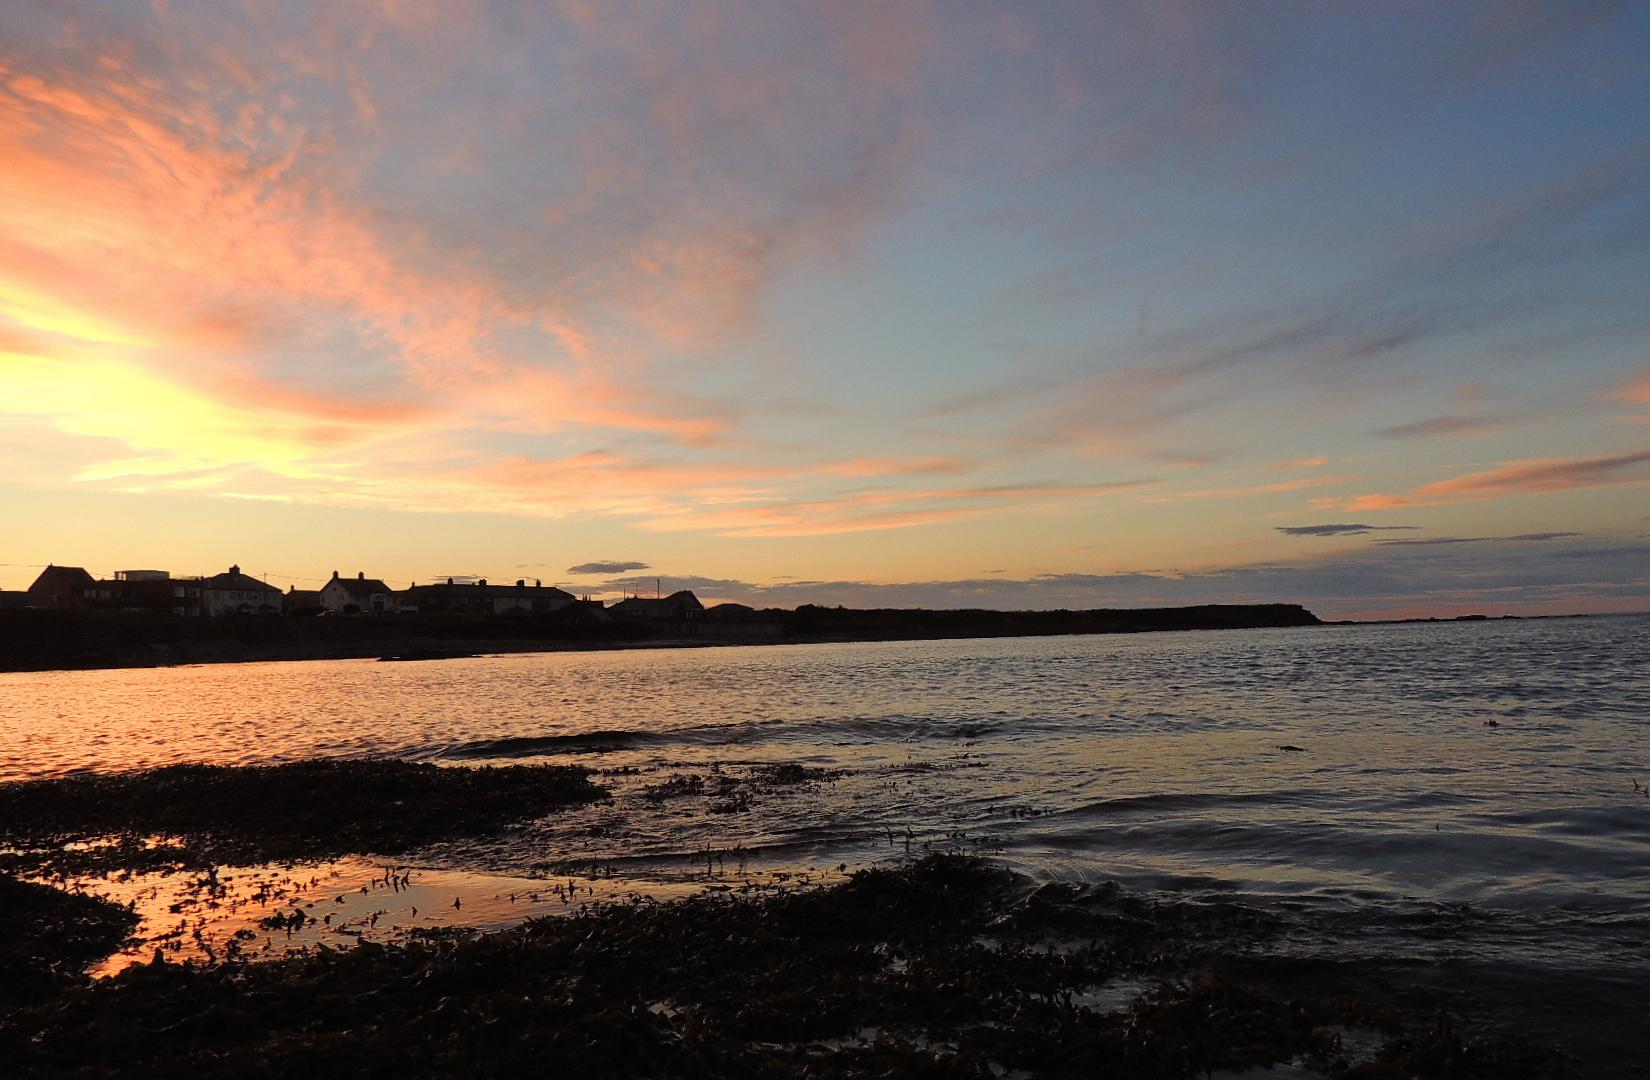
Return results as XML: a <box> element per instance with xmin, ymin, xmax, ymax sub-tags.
<box><xmin>3</xmin><ymin>614</ymin><xmax>1647</xmax><ymax>1071</ymax></box>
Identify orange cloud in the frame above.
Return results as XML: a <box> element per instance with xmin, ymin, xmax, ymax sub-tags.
<box><xmin>1141</xmin><ymin>474</ymin><xmax>1354</xmax><ymax>503</ymax></box>
<box><xmin>819</xmin><ymin>456</ymin><xmax>973</xmax><ymax>478</ymax></box>
<box><xmin>1344</xmin><ymin>449</ymin><xmax>1650</xmax><ymax>510</ymax></box>
<box><xmin>0</xmin><ymin>2</ymin><xmax>954</xmax><ymax>516</ymax></box>
<box><xmin>638</xmin><ymin>480</ymin><xmax>1150</xmax><ymax>538</ymax></box>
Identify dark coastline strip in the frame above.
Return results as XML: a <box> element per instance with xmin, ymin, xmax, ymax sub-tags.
<box><xmin>0</xmin><ymin>603</ymin><xmax>1321</xmax><ymax>673</ymax></box>
<box><xmin>0</xmin><ymin>856</ymin><xmax>1565</xmax><ymax>1079</ymax></box>
<box><xmin>0</xmin><ymin>761</ymin><xmax>607</xmax><ymax>871</ymax></box>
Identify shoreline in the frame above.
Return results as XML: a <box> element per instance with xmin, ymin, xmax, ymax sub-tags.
<box><xmin>0</xmin><ymin>761</ymin><xmax>1578</xmax><ymax>1078</ymax></box>
<box><xmin>2</xmin><ymin>606</ymin><xmax>1631</xmax><ymax>677</ymax></box>
<box><xmin>0</xmin><ymin>602</ymin><xmax>1323</xmax><ymax>674</ymax></box>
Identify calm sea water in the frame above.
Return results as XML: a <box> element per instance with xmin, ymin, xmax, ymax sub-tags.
<box><xmin>4</xmin><ymin>616</ymin><xmax>1648</xmax><ymax>1065</ymax></box>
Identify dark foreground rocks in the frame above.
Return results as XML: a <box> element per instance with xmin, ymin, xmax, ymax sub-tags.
<box><xmin>0</xmin><ymin>760</ymin><xmax>606</xmax><ymax>872</ymax></box>
<box><xmin>0</xmin><ymin>877</ymin><xmax>138</xmax><ymax>1012</ymax></box>
<box><xmin>0</xmin><ymin>857</ymin><xmax>1565</xmax><ymax>1079</ymax></box>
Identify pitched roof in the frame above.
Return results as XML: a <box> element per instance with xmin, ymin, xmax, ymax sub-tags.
<box><xmin>402</xmin><ymin>581</ymin><xmax>574</xmax><ymax>599</ymax></box>
<box><xmin>335</xmin><ymin>577</ymin><xmax>392</xmax><ymax>597</ymax></box>
<box><xmin>612</xmin><ymin>590</ymin><xmax>703</xmax><ymax>613</ymax></box>
<box><xmin>28</xmin><ymin>565</ymin><xmax>96</xmax><ymax>594</ymax></box>
<box><xmin>203</xmin><ymin>569</ymin><xmax>282</xmax><ymax>594</ymax></box>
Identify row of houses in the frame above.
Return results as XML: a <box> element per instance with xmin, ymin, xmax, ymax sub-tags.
<box><xmin>4</xmin><ymin>565</ymin><xmax>705</xmax><ymax>621</ymax></box>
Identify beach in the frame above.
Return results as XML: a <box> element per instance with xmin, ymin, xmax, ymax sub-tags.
<box><xmin>2</xmin><ymin>618</ymin><xmax>1646</xmax><ymax>1076</ymax></box>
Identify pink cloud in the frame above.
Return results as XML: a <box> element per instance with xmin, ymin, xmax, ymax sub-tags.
<box><xmin>1614</xmin><ymin>370</ymin><xmax>1650</xmax><ymax>409</ymax></box>
<box><xmin>819</xmin><ymin>456</ymin><xmax>973</xmax><ymax>478</ymax></box>
<box><xmin>1345</xmin><ymin>449</ymin><xmax>1650</xmax><ymax>510</ymax></box>
<box><xmin>1141</xmin><ymin>474</ymin><xmax>1356</xmax><ymax>503</ymax></box>
<box><xmin>639</xmin><ymin>480</ymin><xmax>1151</xmax><ymax>538</ymax></box>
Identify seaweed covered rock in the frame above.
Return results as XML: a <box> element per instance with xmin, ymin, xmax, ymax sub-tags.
<box><xmin>0</xmin><ymin>876</ymin><xmax>138</xmax><ymax>1009</ymax></box>
<box><xmin>0</xmin><ymin>857</ymin><xmax>1565</xmax><ymax>1079</ymax></box>
<box><xmin>0</xmin><ymin>760</ymin><xmax>607</xmax><ymax>870</ymax></box>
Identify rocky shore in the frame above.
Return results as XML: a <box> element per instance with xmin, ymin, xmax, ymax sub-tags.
<box><xmin>0</xmin><ymin>760</ymin><xmax>1571</xmax><ymax>1078</ymax></box>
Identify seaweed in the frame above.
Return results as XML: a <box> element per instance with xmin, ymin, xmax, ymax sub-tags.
<box><xmin>0</xmin><ymin>876</ymin><xmax>139</xmax><ymax>1010</ymax></box>
<box><xmin>0</xmin><ymin>761</ymin><xmax>607</xmax><ymax>872</ymax></box>
<box><xmin>0</xmin><ymin>856</ymin><xmax>1566</xmax><ymax>1079</ymax></box>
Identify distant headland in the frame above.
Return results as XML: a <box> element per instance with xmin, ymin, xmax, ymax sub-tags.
<box><xmin>0</xmin><ymin>562</ymin><xmax>1322</xmax><ymax>673</ymax></box>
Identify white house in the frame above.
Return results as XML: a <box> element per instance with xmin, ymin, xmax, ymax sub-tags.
<box><xmin>201</xmin><ymin>565</ymin><xmax>285</xmax><ymax>616</ymax></box>
<box><xmin>320</xmin><ymin>571</ymin><xmax>398</xmax><ymax>614</ymax></box>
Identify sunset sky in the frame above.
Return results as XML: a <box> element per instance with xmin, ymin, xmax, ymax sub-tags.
<box><xmin>3</xmin><ymin>1</ymin><xmax>1649</xmax><ymax>619</ymax></box>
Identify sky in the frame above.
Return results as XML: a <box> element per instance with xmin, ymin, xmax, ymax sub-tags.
<box><xmin>2</xmin><ymin>1</ymin><xmax>1649</xmax><ymax>619</ymax></box>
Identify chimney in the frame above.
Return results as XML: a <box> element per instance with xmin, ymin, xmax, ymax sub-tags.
<box><xmin>332</xmin><ymin>570</ymin><xmax>340</xmax><ymax>580</ymax></box>
<box><xmin>479</xmin><ymin>578</ymin><xmax>487</xmax><ymax>587</ymax></box>
<box><xmin>447</xmin><ymin>577</ymin><xmax>454</xmax><ymax>585</ymax></box>
<box><xmin>230</xmin><ymin>564</ymin><xmax>240</xmax><ymax>576</ymax></box>
<box><xmin>516</xmin><ymin>579</ymin><xmax>525</xmax><ymax>587</ymax></box>
<box><xmin>357</xmin><ymin>571</ymin><xmax>365</xmax><ymax>581</ymax></box>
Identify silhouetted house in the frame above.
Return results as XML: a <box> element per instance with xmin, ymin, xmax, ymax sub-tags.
<box><xmin>202</xmin><ymin>565</ymin><xmax>285</xmax><ymax>616</ymax></box>
<box><xmin>610</xmin><ymin>590</ymin><xmax>704</xmax><ymax>622</ymax></box>
<box><xmin>285</xmin><ymin>586</ymin><xmax>324</xmax><ymax>616</ymax></box>
<box><xmin>701</xmin><ymin>601</ymin><xmax>783</xmax><ymax>639</ymax></box>
<box><xmin>111</xmin><ymin>570</ymin><xmax>202</xmax><ymax>617</ymax></box>
<box><xmin>398</xmin><ymin>578</ymin><xmax>576</xmax><ymax>616</ymax></box>
<box><xmin>571</xmin><ymin>597</ymin><xmax>612</xmax><ymax>620</ymax></box>
<box><xmin>26</xmin><ymin>565</ymin><xmax>99</xmax><ymax>611</ymax></box>
<box><xmin>703</xmin><ymin>602</ymin><xmax>757</xmax><ymax>621</ymax></box>
<box><xmin>320</xmin><ymin>571</ymin><xmax>396</xmax><ymax>615</ymax></box>
<box><xmin>0</xmin><ymin>589</ymin><xmax>29</xmax><ymax>611</ymax></box>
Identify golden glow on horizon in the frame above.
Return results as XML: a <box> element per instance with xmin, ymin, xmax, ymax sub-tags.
<box><xmin>0</xmin><ymin>280</ymin><xmax>153</xmax><ymax>349</ymax></box>
<box><xmin>2</xmin><ymin>349</ymin><xmax>322</xmax><ymax>481</ymax></box>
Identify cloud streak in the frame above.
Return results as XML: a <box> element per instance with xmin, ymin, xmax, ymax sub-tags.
<box><xmin>1277</xmin><ymin>524</ymin><xmax>1419</xmax><ymax>537</ymax></box>
<box><xmin>1346</xmin><ymin>450</ymin><xmax>1650</xmax><ymax>511</ymax></box>
<box><xmin>1372</xmin><ymin>414</ymin><xmax>1502</xmax><ymax>439</ymax></box>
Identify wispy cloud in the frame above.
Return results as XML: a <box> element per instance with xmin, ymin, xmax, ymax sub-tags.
<box><xmin>1373</xmin><ymin>532</ymin><xmax>1583</xmax><ymax>547</ymax></box>
<box><xmin>639</xmin><ymin>480</ymin><xmax>1154</xmax><ymax>539</ymax></box>
<box><xmin>1277</xmin><ymin>523</ymin><xmax>1419</xmax><ymax>537</ymax></box>
<box><xmin>1346</xmin><ymin>450</ymin><xmax>1650</xmax><ymax>510</ymax></box>
<box><xmin>819</xmin><ymin>456</ymin><xmax>973</xmax><ymax>478</ymax></box>
<box><xmin>1372</xmin><ymin>414</ymin><xmax>1503</xmax><ymax>439</ymax></box>
<box><xmin>1142</xmin><ymin>475</ymin><xmax>1354</xmax><ymax>503</ymax></box>
<box><xmin>0</xmin><ymin>2</ymin><xmax>941</xmax><ymax>496</ymax></box>
<box><xmin>1614</xmin><ymin>370</ymin><xmax>1650</xmax><ymax>422</ymax></box>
